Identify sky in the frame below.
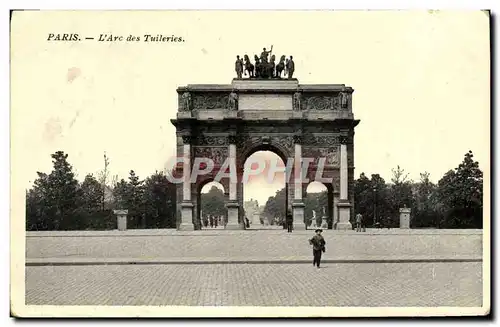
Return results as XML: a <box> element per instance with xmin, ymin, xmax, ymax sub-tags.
<box><xmin>11</xmin><ymin>10</ymin><xmax>490</xmax><ymax>206</ymax></box>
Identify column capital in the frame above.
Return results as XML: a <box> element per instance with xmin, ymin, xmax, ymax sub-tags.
<box><xmin>339</xmin><ymin>135</ymin><xmax>348</xmax><ymax>145</ymax></box>
<box><xmin>293</xmin><ymin>134</ymin><xmax>303</xmax><ymax>144</ymax></box>
<box><xmin>182</xmin><ymin>135</ymin><xmax>192</xmax><ymax>144</ymax></box>
<box><xmin>228</xmin><ymin>135</ymin><xmax>238</xmax><ymax>145</ymax></box>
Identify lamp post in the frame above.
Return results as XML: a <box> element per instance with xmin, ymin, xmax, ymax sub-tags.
<box><xmin>373</xmin><ymin>186</ymin><xmax>377</xmax><ymax>227</ymax></box>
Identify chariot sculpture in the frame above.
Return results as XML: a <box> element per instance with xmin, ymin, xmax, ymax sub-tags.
<box><xmin>234</xmin><ymin>46</ymin><xmax>295</xmax><ymax>79</ymax></box>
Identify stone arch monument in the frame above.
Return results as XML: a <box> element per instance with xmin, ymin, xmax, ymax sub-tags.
<box><xmin>171</xmin><ymin>76</ymin><xmax>360</xmax><ymax>230</ymax></box>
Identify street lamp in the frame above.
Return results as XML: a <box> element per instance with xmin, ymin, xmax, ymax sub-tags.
<box><xmin>373</xmin><ymin>186</ymin><xmax>377</xmax><ymax>227</ymax></box>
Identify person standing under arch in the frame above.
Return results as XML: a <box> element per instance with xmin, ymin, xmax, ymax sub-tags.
<box><xmin>286</xmin><ymin>213</ymin><xmax>293</xmax><ymax>233</ymax></box>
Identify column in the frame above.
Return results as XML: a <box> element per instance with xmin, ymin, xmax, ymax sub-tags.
<box><xmin>179</xmin><ymin>135</ymin><xmax>194</xmax><ymax>231</ymax></box>
<box><xmin>292</xmin><ymin>135</ymin><xmax>306</xmax><ymax>230</ymax></box>
<box><xmin>333</xmin><ymin>194</ymin><xmax>339</xmax><ymax>229</ymax></box>
<box><xmin>336</xmin><ymin>135</ymin><xmax>352</xmax><ymax>230</ymax></box>
<box><xmin>226</xmin><ymin>135</ymin><xmax>243</xmax><ymax>230</ymax></box>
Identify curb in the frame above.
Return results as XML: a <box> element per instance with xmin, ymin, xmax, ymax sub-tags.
<box><xmin>26</xmin><ymin>256</ymin><xmax>483</xmax><ymax>266</ymax></box>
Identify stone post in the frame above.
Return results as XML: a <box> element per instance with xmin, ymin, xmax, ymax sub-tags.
<box><xmin>399</xmin><ymin>207</ymin><xmax>411</xmax><ymax>229</ymax></box>
<box><xmin>113</xmin><ymin>209</ymin><xmax>128</xmax><ymax>231</ymax></box>
<box><xmin>226</xmin><ymin>135</ymin><xmax>243</xmax><ymax>230</ymax></box>
<box><xmin>292</xmin><ymin>135</ymin><xmax>306</xmax><ymax>230</ymax></box>
<box><xmin>179</xmin><ymin>135</ymin><xmax>194</xmax><ymax>231</ymax></box>
<box><xmin>336</xmin><ymin>136</ymin><xmax>352</xmax><ymax>230</ymax></box>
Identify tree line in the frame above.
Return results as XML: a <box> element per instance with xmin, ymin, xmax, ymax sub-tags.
<box><xmin>26</xmin><ymin>151</ymin><xmax>176</xmax><ymax>231</ymax></box>
<box><xmin>261</xmin><ymin>151</ymin><xmax>483</xmax><ymax>229</ymax></box>
<box><xmin>26</xmin><ymin>150</ymin><xmax>483</xmax><ymax>230</ymax></box>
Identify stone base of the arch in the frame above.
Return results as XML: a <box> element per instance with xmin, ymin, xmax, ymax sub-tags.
<box><xmin>179</xmin><ymin>202</ymin><xmax>195</xmax><ymax>231</ymax></box>
<box><xmin>226</xmin><ymin>201</ymin><xmax>244</xmax><ymax>230</ymax></box>
<box><xmin>336</xmin><ymin>201</ymin><xmax>352</xmax><ymax>231</ymax></box>
<box><xmin>292</xmin><ymin>202</ymin><xmax>306</xmax><ymax>230</ymax></box>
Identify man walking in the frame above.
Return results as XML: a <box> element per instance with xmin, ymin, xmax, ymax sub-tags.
<box><xmin>355</xmin><ymin>213</ymin><xmax>363</xmax><ymax>232</ymax></box>
<box><xmin>309</xmin><ymin>229</ymin><xmax>326</xmax><ymax>268</ymax></box>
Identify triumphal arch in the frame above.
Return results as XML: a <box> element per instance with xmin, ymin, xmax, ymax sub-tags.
<box><xmin>171</xmin><ymin>51</ymin><xmax>359</xmax><ymax>230</ymax></box>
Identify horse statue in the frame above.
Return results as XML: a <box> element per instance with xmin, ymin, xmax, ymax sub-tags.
<box><xmin>268</xmin><ymin>55</ymin><xmax>276</xmax><ymax>78</ymax></box>
<box><xmin>254</xmin><ymin>55</ymin><xmax>262</xmax><ymax>78</ymax></box>
<box><xmin>275</xmin><ymin>55</ymin><xmax>286</xmax><ymax>78</ymax></box>
<box><xmin>243</xmin><ymin>54</ymin><xmax>254</xmax><ymax>78</ymax></box>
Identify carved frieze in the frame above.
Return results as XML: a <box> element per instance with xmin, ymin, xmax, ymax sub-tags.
<box><xmin>271</xmin><ymin>135</ymin><xmax>294</xmax><ymax>152</ymax></box>
<box><xmin>302</xmin><ymin>93</ymin><xmax>342</xmax><ymax>111</ymax></box>
<box><xmin>302</xmin><ymin>134</ymin><xmax>339</xmax><ymax>146</ymax></box>
<box><xmin>192</xmin><ymin>93</ymin><xmax>230</xmax><ymax>110</ymax></box>
<box><xmin>193</xmin><ymin>147</ymin><xmax>228</xmax><ymax>165</ymax></box>
<box><xmin>241</xmin><ymin>126</ymin><xmax>295</xmax><ymax>134</ymax></box>
<box><xmin>237</xmin><ymin>134</ymin><xmax>294</xmax><ymax>157</ymax></box>
<box><xmin>195</xmin><ymin>135</ymin><xmax>228</xmax><ymax>146</ymax></box>
<box><xmin>304</xmin><ymin>146</ymin><xmax>340</xmax><ymax>167</ymax></box>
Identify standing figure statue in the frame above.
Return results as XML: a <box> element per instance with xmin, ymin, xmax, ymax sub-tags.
<box><xmin>260</xmin><ymin>46</ymin><xmax>273</xmax><ymax>64</ymax></box>
<box><xmin>285</xmin><ymin>58</ymin><xmax>289</xmax><ymax>77</ymax></box>
<box><xmin>243</xmin><ymin>54</ymin><xmax>254</xmax><ymax>78</ymax></box>
<box><xmin>286</xmin><ymin>55</ymin><xmax>295</xmax><ymax>79</ymax></box>
<box><xmin>180</xmin><ymin>92</ymin><xmax>191</xmax><ymax>111</ymax></box>
<box><xmin>293</xmin><ymin>92</ymin><xmax>301</xmax><ymax>111</ymax></box>
<box><xmin>228</xmin><ymin>91</ymin><xmax>238</xmax><ymax>110</ymax></box>
<box><xmin>235</xmin><ymin>55</ymin><xmax>243</xmax><ymax>78</ymax></box>
<box><xmin>341</xmin><ymin>92</ymin><xmax>349</xmax><ymax>108</ymax></box>
<box><xmin>275</xmin><ymin>55</ymin><xmax>286</xmax><ymax>78</ymax></box>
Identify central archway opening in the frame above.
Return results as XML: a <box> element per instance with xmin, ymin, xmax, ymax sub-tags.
<box><xmin>305</xmin><ymin>181</ymin><xmax>334</xmax><ymax>229</ymax></box>
<box><xmin>242</xmin><ymin>150</ymin><xmax>287</xmax><ymax>230</ymax></box>
<box><xmin>199</xmin><ymin>181</ymin><xmax>226</xmax><ymax>229</ymax></box>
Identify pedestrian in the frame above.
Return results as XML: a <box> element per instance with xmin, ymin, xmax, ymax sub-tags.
<box><xmin>209</xmin><ymin>216</ymin><xmax>214</xmax><ymax>228</ymax></box>
<box><xmin>355</xmin><ymin>213</ymin><xmax>363</xmax><ymax>232</ymax></box>
<box><xmin>286</xmin><ymin>213</ymin><xmax>293</xmax><ymax>233</ymax></box>
<box><xmin>214</xmin><ymin>216</ymin><xmax>218</xmax><ymax>228</ymax></box>
<box><xmin>309</xmin><ymin>229</ymin><xmax>326</xmax><ymax>268</ymax></box>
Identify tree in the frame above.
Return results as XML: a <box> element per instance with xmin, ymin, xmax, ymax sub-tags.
<box><xmin>354</xmin><ymin>173</ymin><xmax>373</xmax><ymax>226</ymax></box>
<box><xmin>387</xmin><ymin>166</ymin><xmax>413</xmax><ymax>227</ymax></box>
<box><xmin>263</xmin><ymin>187</ymin><xmax>287</xmax><ymax>225</ymax></box>
<box><xmin>80</xmin><ymin>174</ymin><xmax>104</xmax><ymax>213</ymax></box>
<box><xmin>435</xmin><ymin>151</ymin><xmax>483</xmax><ymax>228</ymax></box>
<box><xmin>26</xmin><ymin>172</ymin><xmax>50</xmax><ymax>230</ymax></box>
<box><xmin>127</xmin><ymin>170</ymin><xmax>145</xmax><ymax>229</ymax></box>
<box><xmin>97</xmin><ymin>152</ymin><xmax>110</xmax><ymax>210</ymax></box>
<box><xmin>143</xmin><ymin>171</ymin><xmax>176</xmax><ymax>228</ymax></box>
<box><xmin>78</xmin><ymin>174</ymin><xmax>114</xmax><ymax>230</ymax></box>
<box><xmin>45</xmin><ymin>151</ymin><xmax>82</xmax><ymax>230</ymax></box>
<box><xmin>200</xmin><ymin>186</ymin><xmax>226</xmax><ymax>219</ymax></box>
<box><xmin>412</xmin><ymin>172</ymin><xmax>439</xmax><ymax>228</ymax></box>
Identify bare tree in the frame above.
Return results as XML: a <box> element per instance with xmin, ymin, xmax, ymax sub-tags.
<box><xmin>97</xmin><ymin>152</ymin><xmax>110</xmax><ymax>210</ymax></box>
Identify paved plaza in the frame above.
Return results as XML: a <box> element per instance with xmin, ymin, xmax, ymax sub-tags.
<box><xmin>23</xmin><ymin>229</ymin><xmax>484</xmax><ymax>307</ymax></box>
<box><xmin>26</xmin><ymin>262</ymin><xmax>482</xmax><ymax>306</ymax></box>
<box><xmin>26</xmin><ymin>229</ymin><xmax>482</xmax><ymax>263</ymax></box>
